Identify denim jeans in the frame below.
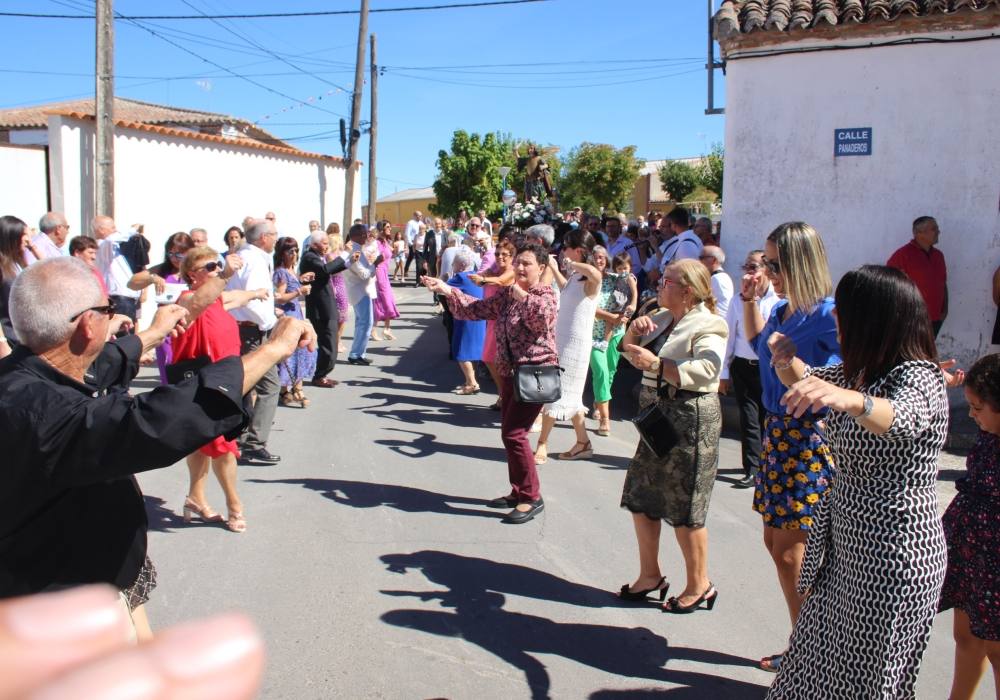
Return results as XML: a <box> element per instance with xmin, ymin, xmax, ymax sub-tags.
<box><xmin>350</xmin><ymin>297</ymin><xmax>374</xmax><ymax>359</ymax></box>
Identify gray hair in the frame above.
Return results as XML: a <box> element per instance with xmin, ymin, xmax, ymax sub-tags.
<box><xmin>10</xmin><ymin>257</ymin><xmax>103</xmax><ymax>351</ymax></box>
<box><xmin>39</xmin><ymin>212</ymin><xmax>65</xmax><ymax>233</ymax></box>
<box><xmin>702</xmin><ymin>245</ymin><xmax>725</xmax><ymax>265</ymax></box>
<box><xmin>189</xmin><ymin>227</ymin><xmax>208</xmax><ymax>237</ymax></box>
<box><xmin>309</xmin><ymin>231</ymin><xmax>328</xmax><ymax>246</ymax></box>
<box><xmin>446</xmin><ymin>233</ymin><xmax>461</xmax><ymax>248</ymax></box>
<box><xmin>452</xmin><ymin>247</ymin><xmax>475</xmax><ymax>273</ymax></box>
<box><xmin>524</xmin><ymin>224</ymin><xmax>554</xmax><ymax>247</ymax></box>
<box><xmin>245</xmin><ymin>219</ymin><xmax>271</xmax><ymax>244</ymax></box>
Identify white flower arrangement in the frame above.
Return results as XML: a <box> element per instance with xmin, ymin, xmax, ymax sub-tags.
<box><xmin>508</xmin><ymin>197</ymin><xmax>563</xmax><ymax>228</ymax></box>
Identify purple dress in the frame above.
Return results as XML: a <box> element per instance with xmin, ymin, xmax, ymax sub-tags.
<box><xmin>373</xmin><ymin>239</ymin><xmax>400</xmax><ymax>322</ymax></box>
<box><xmin>273</xmin><ymin>267</ymin><xmax>317</xmax><ymax>384</ymax></box>
<box><xmin>940</xmin><ymin>430</ymin><xmax>1000</xmax><ymax>641</ymax></box>
<box><xmin>330</xmin><ymin>261</ymin><xmax>349</xmax><ymax>317</ymax></box>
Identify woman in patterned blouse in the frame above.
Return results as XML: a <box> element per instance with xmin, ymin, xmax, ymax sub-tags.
<box><xmin>423</xmin><ymin>243</ymin><xmax>558</xmax><ymax>525</ymax></box>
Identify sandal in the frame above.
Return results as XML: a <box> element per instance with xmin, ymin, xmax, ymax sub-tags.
<box><xmin>456</xmin><ymin>384</ymin><xmax>480</xmax><ymax>395</ymax></box>
<box><xmin>759</xmin><ymin>653</ymin><xmax>784</xmax><ymax>673</ymax></box>
<box><xmin>383</xmin><ymin>331</ymin><xmax>396</xmax><ymax>340</ymax></box>
<box><xmin>534</xmin><ymin>445</ymin><xmax>548</xmax><ymax>465</ymax></box>
<box><xmin>226</xmin><ymin>511</ymin><xmax>247</xmax><ymax>534</ymax></box>
<box><xmin>662</xmin><ymin>583</ymin><xmax>718</xmax><ymax>614</ymax></box>
<box><xmin>182</xmin><ymin>496</ymin><xmax>224</xmax><ymax>523</ymax></box>
<box><xmin>559</xmin><ymin>441</ymin><xmax>594</xmax><ymax>460</ymax></box>
<box><xmin>596</xmin><ymin>422</ymin><xmax>611</xmax><ymax>437</ymax></box>
<box><xmin>279</xmin><ymin>390</ymin><xmax>296</xmax><ymax>407</ymax></box>
<box><xmin>292</xmin><ymin>387</ymin><xmax>310</xmax><ymax>408</ymax></box>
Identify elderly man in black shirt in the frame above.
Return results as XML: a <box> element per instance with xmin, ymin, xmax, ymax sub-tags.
<box><xmin>299</xmin><ymin>231</ymin><xmax>347</xmax><ymax>388</ymax></box>
<box><xmin>0</xmin><ymin>257</ymin><xmax>315</xmax><ymax>638</ymax></box>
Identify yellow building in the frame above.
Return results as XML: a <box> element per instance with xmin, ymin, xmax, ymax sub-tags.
<box><xmin>631</xmin><ymin>157</ymin><xmax>705</xmax><ymax>217</ymax></box>
<box><xmin>364</xmin><ymin>187</ymin><xmax>436</xmax><ymax>230</ymax></box>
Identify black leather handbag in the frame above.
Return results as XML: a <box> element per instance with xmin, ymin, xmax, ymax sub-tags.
<box><xmin>504</xmin><ymin>330</ymin><xmax>562</xmax><ymax>404</ymax></box>
<box><xmin>629</xmin><ymin>322</ymin><xmax>680</xmax><ymax>458</ymax></box>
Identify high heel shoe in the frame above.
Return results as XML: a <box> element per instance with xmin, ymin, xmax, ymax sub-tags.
<box><xmin>226</xmin><ymin>510</ymin><xmax>246</xmax><ymax>533</ymax></box>
<box><xmin>618</xmin><ymin>577</ymin><xmax>669</xmax><ymax>602</ymax></box>
<box><xmin>183</xmin><ymin>496</ymin><xmax>224</xmax><ymax>523</ymax></box>
<box><xmin>662</xmin><ymin>583</ymin><xmax>718</xmax><ymax>614</ymax></box>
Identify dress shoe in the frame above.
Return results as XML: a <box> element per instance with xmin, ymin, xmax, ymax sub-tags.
<box><xmin>734</xmin><ymin>474</ymin><xmax>755</xmax><ymax>489</ymax></box>
<box><xmin>487</xmin><ymin>495</ymin><xmax>518</xmax><ymax>508</ymax></box>
<box><xmin>312</xmin><ymin>377</ymin><xmax>338</xmax><ymax>388</ymax></box>
<box><xmin>347</xmin><ymin>356</ymin><xmax>373</xmax><ymax>366</ymax></box>
<box><xmin>503</xmin><ymin>498</ymin><xmax>544</xmax><ymax>524</ymax></box>
<box><xmin>238</xmin><ymin>448</ymin><xmax>280</xmax><ymax>465</ymax></box>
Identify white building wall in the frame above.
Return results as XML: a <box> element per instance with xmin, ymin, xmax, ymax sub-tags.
<box><xmin>721</xmin><ymin>33</ymin><xmax>1000</xmax><ymax>368</ymax></box>
<box><xmin>0</xmin><ymin>144</ymin><xmax>48</xmax><ymax>225</ymax></box>
<box><xmin>48</xmin><ymin>115</ymin><xmax>353</xmax><ymax>255</ymax></box>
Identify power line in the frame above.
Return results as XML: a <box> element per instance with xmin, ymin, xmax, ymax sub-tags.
<box><xmin>1</xmin><ymin>0</ymin><xmax>549</xmax><ymax>20</ymax></box>
<box><xmin>387</xmin><ymin>67</ymin><xmax>705</xmax><ymax>90</ymax></box>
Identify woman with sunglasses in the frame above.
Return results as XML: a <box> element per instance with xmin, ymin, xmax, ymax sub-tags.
<box><xmin>742</xmin><ymin>222</ymin><xmax>840</xmax><ymax>673</ymax></box>
<box><xmin>169</xmin><ymin>246</ymin><xmax>269</xmax><ymax>533</ymax></box>
<box><xmin>127</xmin><ymin>232</ymin><xmax>194</xmax><ymax>382</ymax></box>
<box><xmin>720</xmin><ymin>250</ymin><xmax>781</xmax><ymax>488</ymax></box>
<box><xmin>273</xmin><ymin>237</ymin><xmax>316</xmax><ymax>407</ymax></box>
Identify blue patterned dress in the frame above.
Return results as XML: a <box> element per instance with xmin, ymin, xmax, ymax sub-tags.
<box><xmin>273</xmin><ymin>267</ymin><xmax>317</xmax><ymax>384</ymax></box>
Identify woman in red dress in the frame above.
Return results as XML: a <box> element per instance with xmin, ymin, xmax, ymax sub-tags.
<box><xmin>169</xmin><ymin>246</ymin><xmax>269</xmax><ymax>533</ymax></box>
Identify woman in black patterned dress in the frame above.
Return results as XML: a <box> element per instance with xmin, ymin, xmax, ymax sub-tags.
<box><xmin>765</xmin><ymin>265</ymin><xmax>950</xmax><ymax>699</ymax></box>
<box><xmin>939</xmin><ymin>353</ymin><xmax>1000</xmax><ymax>700</ymax></box>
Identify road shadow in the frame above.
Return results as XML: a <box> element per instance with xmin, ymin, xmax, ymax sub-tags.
<box><xmin>357</xmin><ymin>392</ymin><xmax>499</xmax><ymax>430</ymax></box>
<box><xmin>245</xmin><ymin>478</ymin><xmax>503</xmax><ymax>519</ymax></box>
<box><xmin>144</xmin><ymin>495</ymin><xmax>186</xmax><ymax>532</ymax></box>
<box><xmin>373</xmin><ymin>427</ymin><xmax>508</xmax><ymax>462</ymax></box>
<box><xmin>378</xmin><ymin>550</ymin><xmax>765</xmax><ymax>699</ymax></box>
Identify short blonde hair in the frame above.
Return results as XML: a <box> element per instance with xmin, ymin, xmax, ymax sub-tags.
<box><xmin>327</xmin><ymin>233</ymin><xmax>344</xmax><ymax>254</ymax></box>
<box><xmin>767</xmin><ymin>222</ymin><xmax>832</xmax><ymax>313</ymax></box>
<box><xmin>179</xmin><ymin>245</ymin><xmax>219</xmax><ymax>283</ymax></box>
<box><xmin>668</xmin><ymin>258</ymin><xmax>716</xmax><ymax>314</ymax></box>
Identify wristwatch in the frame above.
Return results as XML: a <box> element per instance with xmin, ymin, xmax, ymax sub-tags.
<box><xmin>855</xmin><ymin>393</ymin><xmax>874</xmax><ymax>420</ymax></box>
<box><xmin>648</xmin><ymin>358</ymin><xmax>661</xmax><ymax>375</ymax></box>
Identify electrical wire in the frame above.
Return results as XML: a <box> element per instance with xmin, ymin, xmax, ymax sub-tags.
<box><xmin>387</xmin><ymin>66</ymin><xmax>704</xmax><ymax>90</ymax></box>
<box><xmin>0</xmin><ymin>0</ymin><xmax>550</xmax><ymax>20</ymax></box>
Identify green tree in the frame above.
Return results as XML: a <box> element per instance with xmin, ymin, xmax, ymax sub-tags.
<box><xmin>658</xmin><ymin>159</ymin><xmax>700</xmax><ymax>204</ymax></box>
<box><xmin>698</xmin><ymin>142</ymin><xmax>724</xmax><ymax>200</ymax></box>
<box><xmin>430</xmin><ymin>130</ymin><xmax>512</xmax><ymax>219</ymax></box>
<box><xmin>558</xmin><ymin>143</ymin><xmax>643</xmax><ymax>214</ymax></box>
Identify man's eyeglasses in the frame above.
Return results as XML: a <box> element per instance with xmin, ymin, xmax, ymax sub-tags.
<box><xmin>763</xmin><ymin>258</ymin><xmax>781</xmax><ymax>275</ymax></box>
<box><xmin>69</xmin><ymin>300</ymin><xmax>116</xmax><ymax>322</ymax></box>
<box><xmin>468</xmin><ymin>223</ymin><xmax>480</xmax><ymax>229</ymax></box>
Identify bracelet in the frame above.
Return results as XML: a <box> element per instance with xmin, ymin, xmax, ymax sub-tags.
<box><xmin>648</xmin><ymin>358</ymin><xmax>661</xmax><ymax>374</ymax></box>
<box><xmin>741</xmin><ymin>294</ymin><xmax>760</xmax><ymax>303</ymax></box>
<box><xmin>771</xmin><ymin>357</ymin><xmax>794</xmax><ymax>371</ymax></box>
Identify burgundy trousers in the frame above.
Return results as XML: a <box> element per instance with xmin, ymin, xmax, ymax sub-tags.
<box><xmin>499</xmin><ymin>377</ymin><xmax>543</xmax><ymax>502</ymax></box>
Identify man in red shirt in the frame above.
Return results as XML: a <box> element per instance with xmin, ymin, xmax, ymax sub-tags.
<box><xmin>887</xmin><ymin>216</ymin><xmax>947</xmax><ymax>337</ymax></box>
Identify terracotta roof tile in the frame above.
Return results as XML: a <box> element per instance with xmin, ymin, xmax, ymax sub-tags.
<box><xmin>0</xmin><ymin>96</ymin><xmax>288</xmax><ymax>147</ymax></box>
<box><xmin>715</xmin><ymin>0</ymin><xmax>1000</xmax><ymax>39</ymax></box>
<box><xmin>50</xmin><ymin>111</ymin><xmax>346</xmax><ymax>166</ymax></box>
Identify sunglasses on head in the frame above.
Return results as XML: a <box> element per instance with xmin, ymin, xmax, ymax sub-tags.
<box><xmin>69</xmin><ymin>299</ymin><xmax>117</xmax><ymax>322</ymax></box>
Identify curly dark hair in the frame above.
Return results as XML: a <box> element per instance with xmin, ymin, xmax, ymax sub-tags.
<box><xmin>516</xmin><ymin>242</ymin><xmax>549</xmax><ymax>269</ymax></box>
<box><xmin>966</xmin><ymin>354</ymin><xmax>1000</xmax><ymax>412</ymax></box>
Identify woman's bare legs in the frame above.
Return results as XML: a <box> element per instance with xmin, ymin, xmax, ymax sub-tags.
<box><xmin>336</xmin><ymin>320</ymin><xmax>346</xmax><ymax>354</ymax></box>
<box><xmin>557</xmin><ymin>413</ymin><xmax>592</xmax><ymax>458</ymax></box>
<box><xmin>672</xmin><ymin>526</ymin><xmax>711</xmax><ymax>605</ymax></box>
<box><xmin>211</xmin><ymin>453</ymin><xmax>244</xmax><ymax>532</ymax></box>
<box><xmin>627</xmin><ymin>513</ymin><xmax>663</xmax><ymax>592</ymax></box>
<box><xmin>595</xmin><ymin>399</ymin><xmax>611</xmax><ymax>432</ymax></box>
<box><xmin>185</xmin><ymin>452</ymin><xmax>213</xmax><ymax>512</ymax></box>
<box><xmin>383</xmin><ymin>319</ymin><xmax>395</xmax><ymax>340</ymax></box>
<box><xmin>763</xmin><ymin>527</ymin><xmax>808</xmax><ymax>625</ymax></box>
<box><xmin>457</xmin><ymin>360</ymin><xmax>477</xmax><ymax>390</ymax></box>
<box><xmin>534</xmin><ymin>414</ymin><xmax>557</xmax><ymax>463</ymax></box>
<box><xmin>131</xmin><ymin>604</ymin><xmax>153</xmax><ymax>642</ymax></box>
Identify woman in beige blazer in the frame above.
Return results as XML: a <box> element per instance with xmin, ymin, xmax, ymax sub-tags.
<box><xmin>617</xmin><ymin>258</ymin><xmax>728</xmax><ymax>614</ymax></box>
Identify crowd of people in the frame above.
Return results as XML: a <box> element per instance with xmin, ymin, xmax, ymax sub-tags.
<box><xmin>1</xmin><ymin>200</ymin><xmax>999</xmax><ymax>700</ymax></box>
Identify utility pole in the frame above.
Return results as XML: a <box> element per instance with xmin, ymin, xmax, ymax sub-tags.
<box><xmin>367</xmin><ymin>33</ymin><xmax>378</xmax><ymax>227</ymax></box>
<box><xmin>342</xmin><ymin>0</ymin><xmax>368</xmax><ymax>231</ymax></box>
<box><xmin>95</xmin><ymin>0</ymin><xmax>115</xmax><ymax>217</ymax></box>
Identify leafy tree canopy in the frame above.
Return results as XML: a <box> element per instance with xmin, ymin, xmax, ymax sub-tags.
<box><xmin>698</xmin><ymin>142</ymin><xmax>724</xmax><ymax>201</ymax></box>
<box><xmin>558</xmin><ymin>143</ymin><xmax>643</xmax><ymax>215</ymax></box>
<box><xmin>658</xmin><ymin>159</ymin><xmax>700</xmax><ymax>204</ymax></box>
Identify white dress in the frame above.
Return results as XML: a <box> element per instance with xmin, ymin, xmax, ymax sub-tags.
<box><xmin>543</xmin><ymin>275</ymin><xmax>597</xmax><ymax>421</ymax></box>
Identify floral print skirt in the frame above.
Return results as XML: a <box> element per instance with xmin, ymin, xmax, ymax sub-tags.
<box><xmin>620</xmin><ymin>386</ymin><xmax>721</xmax><ymax>528</ymax></box>
<box><xmin>752</xmin><ymin>413</ymin><xmax>835</xmax><ymax>530</ymax></box>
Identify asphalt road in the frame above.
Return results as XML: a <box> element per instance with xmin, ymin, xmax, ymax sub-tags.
<box><xmin>136</xmin><ymin>285</ymin><xmax>988</xmax><ymax>699</ymax></box>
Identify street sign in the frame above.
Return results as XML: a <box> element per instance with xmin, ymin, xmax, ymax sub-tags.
<box><xmin>834</xmin><ymin>128</ymin><xmax>872</xmax><ymax>157</ymax></box>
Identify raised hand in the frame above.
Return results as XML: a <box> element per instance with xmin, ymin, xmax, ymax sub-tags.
<box><xmin>780</xmin><ymin>375</ymin><xmax>857</xmax><ymax>418</ymax></box>
<box><xmin>767</xmin><ymin>331</ymin><xmax>797</xmax><ymax>368</ymax></box>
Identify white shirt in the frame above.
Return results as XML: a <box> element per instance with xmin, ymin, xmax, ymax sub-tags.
<box><xmin>96</xmin><ymin>231</ymin><xmax>141</xmax><ymax>299</ymax></box>
<box><xmin>658</xmin><ymin>230</ymin><xmax>702</xmax><ymax>273</ymax></box>
<box><xmin>24</xmin><ymin>232</ymin><xmax>64</xmax><ymax>264</ymax></box>
<box><xmin>344</xmin><ymin>242</ymin><xmax>377</xmax><ymax>304</ymax></box>
<box><xmin>710</xmin><ymin>269</ymin><xmax>735</xmax><ymax>320</ymax></box>
<box><xmin>404</xmin><ymin>219</ymin><xmax>421</xmax><ymax>246</ymax></box>
<box><xmin>607</xmin><ymin>235</ymin><xmax>641</xmax><ymax>272</ymax></box>
<box><xmin>721</xmin><ymin>283</ymin><xmax>780</xmax><ymax>380</ymax></box>
<box><xmin>226</xmin><ymin>244</ymin><xmax>277</xmax><ymax>331</ymax></box>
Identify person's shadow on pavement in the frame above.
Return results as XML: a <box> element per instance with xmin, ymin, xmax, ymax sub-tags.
<box><xmin>378</xmin><ymin>551</ymin><xmax>766</xmax><ymax>699</ymax></box>
<box><xmin>245</xmin><ymin>478</ymin><xmax>503</xmax><ymax>519</ymax></box>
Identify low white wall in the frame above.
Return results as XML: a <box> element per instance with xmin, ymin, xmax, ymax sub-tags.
<box><xmin>0</xmin><ymin>144</ymin><xmax>48</xmax><ymax>225</ymax></box>
<box><xmin>720</xmin><ymin>32</ymin><xmax>1000</xmax><ymax>369</ymax></box>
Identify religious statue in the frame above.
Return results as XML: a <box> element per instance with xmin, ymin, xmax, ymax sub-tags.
<box><xmin>514</xmin><ymin>143</ymin><xmax>555</xmax><ymax>201</ymax></box>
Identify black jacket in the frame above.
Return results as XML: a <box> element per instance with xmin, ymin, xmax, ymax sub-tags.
<box><xmin>299</xmin><ymin>249</ymin><xmax>347</xmax><ymax>321</ymax></box>
<box><xmin>0</xmin><ymin>335</ymin><xmax>249</xmax><ymax>597</ymax></box>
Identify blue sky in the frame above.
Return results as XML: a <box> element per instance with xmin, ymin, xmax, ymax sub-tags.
<box><xmin>0</xmin><ymin>0</ymin><xmax>726</xmax><ymax>200</ymax></box>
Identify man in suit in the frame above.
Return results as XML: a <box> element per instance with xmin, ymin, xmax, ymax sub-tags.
<box><xmin>299</xmin><ymin>231</ymin><xmax>348</xmax><ymax>387</ymax></box>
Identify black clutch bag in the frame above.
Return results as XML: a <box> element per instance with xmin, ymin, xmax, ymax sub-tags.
<box><xmin>512</xmin><ymin>363</ymin><xmax>563</xmax><ymax>404</ymax></box>
<box><xmin>164</xmin><ymin>355</ymin><xmax>211</xmax><ymax>384</ymax></box>
<box><xmin>631</xmin><ymin>399</ymin><xmax>680</xmax><ymax>458</ymax></box>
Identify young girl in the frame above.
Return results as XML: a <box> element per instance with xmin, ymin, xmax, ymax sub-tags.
<box><xmin>596</xmin><ymin>253</ymin><xmax>638</xmax><ymax>350</ymax></box>
<box><xmin>391</xmin><ymin>230</ymin><xmax>407</xmax><ymax>282</ymax></box>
